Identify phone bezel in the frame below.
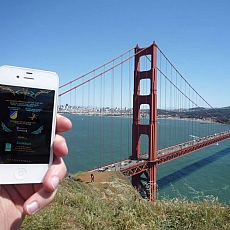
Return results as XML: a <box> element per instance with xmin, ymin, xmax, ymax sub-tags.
<box><xmin>0</xmin><ymin>65</ymin><xmax>59</xmax><ymax>184</ymax></box>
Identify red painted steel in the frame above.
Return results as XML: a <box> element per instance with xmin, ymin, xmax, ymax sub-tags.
<box><xmin>155</xmin><ymin>132</ymin><xmax>230</xmax><ymax>165</ymax></box>
<box><xmin>121</xmin><ymin>132</ymin><xmax>230</xmax><ymax>177</ymax></box>
<box><xmin>121</xmin><ymin>161</ymin><xmax>148</xmax><ymax>177</ymax></box>
<box><xmin>131</xmin><ymin>42</ymin><xmax>158</xmax><ymax>201</ymax></box>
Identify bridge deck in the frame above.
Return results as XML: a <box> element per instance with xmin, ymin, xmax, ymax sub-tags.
<box><xmin>89</xmin><ymin>130</ymin><xmax>230</xmax><ymax>177</ymax></box>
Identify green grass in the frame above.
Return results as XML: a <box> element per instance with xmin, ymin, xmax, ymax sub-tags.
<box><xmin>21</xmin><ymin>172</ymin><xmax>230</xmax><ymax>230</ymax></box>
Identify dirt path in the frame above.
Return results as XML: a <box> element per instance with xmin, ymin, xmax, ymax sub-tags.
<box><xmin>75</xmin><ymin>171</ymin><xmax>114</xmax><ymax>183</ymax></box>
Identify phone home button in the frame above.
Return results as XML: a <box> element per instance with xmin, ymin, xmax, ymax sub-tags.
<box><xmin>15</xmin><ymin>168</ymin><xmax>27</xmax><ymax>180</ymax></box>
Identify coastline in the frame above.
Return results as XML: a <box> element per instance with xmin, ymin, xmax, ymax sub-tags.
<box><xmin>58</xmin><ymin>111</ymin><xmax>223</xmax><ymax>124</ymax></box>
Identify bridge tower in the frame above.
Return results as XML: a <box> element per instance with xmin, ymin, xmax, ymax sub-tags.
<box><xmin>132</xmin><ymin>42</ymin><xmax>158</xmax><ymax>201</ymax></box>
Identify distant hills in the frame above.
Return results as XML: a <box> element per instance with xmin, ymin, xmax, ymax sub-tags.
<box><xmin>157</xmin><ymin>106</ymin><xmax>230</xmax><ymax>124</ymax></box>
<box><xmin>222</xmin><ymin>106</ymin><xmax>230</xmax><ymax>109</ymax></box>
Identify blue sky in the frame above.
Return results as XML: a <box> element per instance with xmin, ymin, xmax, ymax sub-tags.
<box><xmin>1</xmin><ymin>0</ymin><xmax>230</xmax><ymax>107</ymax></box>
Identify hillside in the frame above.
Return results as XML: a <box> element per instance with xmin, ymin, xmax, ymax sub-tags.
<box><xmin>157</xmin><ymin>106</ymin><xmax>230</xmax><ymax>123</ymax></box>
<box><xmin>21</xmin><ymin>171</ymin><xmax>230</xmax><ymax>230</ymax></box>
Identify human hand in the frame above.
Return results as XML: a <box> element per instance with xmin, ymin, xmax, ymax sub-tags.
<box><xmin>0</xmin><ymin>114</ymin><xmax>72</xmax><ymax>230</ymax></box>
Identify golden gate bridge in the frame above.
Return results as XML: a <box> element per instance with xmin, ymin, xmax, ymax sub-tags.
<box><xmin>58</xmin><ymin>42</ymin><xmax>230</xmax><ymax>201</ymax></box>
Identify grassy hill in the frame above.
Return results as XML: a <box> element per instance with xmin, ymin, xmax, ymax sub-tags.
<box><xmin>21</xmin><ymin>171</ymin><xmax>230</xmax><ymax>230</ymax></box>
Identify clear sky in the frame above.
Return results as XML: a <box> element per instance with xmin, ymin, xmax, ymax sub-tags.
<box><xmin>1</xmin><ymin>0</ymin><xmax>230</xmax><ymax>107</ymax></box>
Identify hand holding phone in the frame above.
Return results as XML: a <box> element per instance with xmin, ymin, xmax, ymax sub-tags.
<box><xmin>0</xmin><ymin>114</ymin><xmax>72</xmax><ymax>229</ymax></box>
<box><xmin>0</xmin><ymin>65</ymin><xmax>59</xmax><ymax>184</ymax></box>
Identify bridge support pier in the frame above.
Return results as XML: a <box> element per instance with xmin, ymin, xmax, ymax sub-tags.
<box><xmin>148</xmin><ymin>162</ymin><xmax>157</xmax><ymax>201</ymax></box>
<box><xmin>132</xmin><ymin>42</ymin><xmax>158</xmax><ymax>201</ymax></box>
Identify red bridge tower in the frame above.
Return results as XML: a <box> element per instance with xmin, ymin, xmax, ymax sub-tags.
<box><xmin>132</xmin><ymin>42</ymin><xmax>158</xmax><ymax>201</ymax></box>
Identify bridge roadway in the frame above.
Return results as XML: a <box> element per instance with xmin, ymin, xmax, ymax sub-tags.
<box><xmin>89</xmin><ymin>130</ymin><xmax>230</xmax><ymax>177</ymax></box>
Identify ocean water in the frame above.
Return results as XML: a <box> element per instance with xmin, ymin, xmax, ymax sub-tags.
<box><xmin>157</xmin><ymin>140</ymin><xmax>230</xmax><ymax>204</ymax></box>
<box><xmin>62</xmin><ymin>114</ymin><xmax>230</xmax><ymax>204</ymax></box>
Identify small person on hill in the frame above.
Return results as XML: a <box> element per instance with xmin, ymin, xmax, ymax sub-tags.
<box><xmin>91</xmin><ymin>173</ymin><xmax>94</xmax><ymax>183</ymax></box>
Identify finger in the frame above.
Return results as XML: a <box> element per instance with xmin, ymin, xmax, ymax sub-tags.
<box><xmin>56</xmin><ymin>114</ymin><xmax>72</xmax><ymax>133</ymax></box>
<box><xmin>23</xmin><ymin>156</ymin><xmax>66</xmax><ymax>215</ymax></box>
<box><xmin>53</xmin><ymin>133</ymin><xmax>68</xmax><ymax>157</ymax></box>
<box><xmin>43</xmin><ymin>156</ymin><xmax>67</xmax><ymax>193</ymax></box>
<box><xmin>23</xmin><ymin>187</ymin><xmax>57</xmax><ymax>215</ymax></box>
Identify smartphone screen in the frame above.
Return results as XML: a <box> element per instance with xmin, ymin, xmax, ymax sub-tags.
<box><xmin>0</xmin><ymin>84</ymin><xmax>55</xmax><ymax>164</ymax></box>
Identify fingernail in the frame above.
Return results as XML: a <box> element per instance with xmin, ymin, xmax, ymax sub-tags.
<box><xmin>51</xmin><ymin>176</ymin><xmax>60</xmax><ymax>190</ymax></box>
<box><xmin>27</xmin><ymin>201</ymin><xmax>40</xmax><ymax>215</ymax></box>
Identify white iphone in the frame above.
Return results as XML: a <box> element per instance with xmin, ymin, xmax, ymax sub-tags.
<box><xmin>0</xmin><ymin>65</ymin><xmax>59</xmax><ymax>184</ymax></box>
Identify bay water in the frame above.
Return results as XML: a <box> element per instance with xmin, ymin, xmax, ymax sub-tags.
<box><xmin>62</xmin><ymin>114</ymin><xmax>230</xmax><ymax>204</ymax></box>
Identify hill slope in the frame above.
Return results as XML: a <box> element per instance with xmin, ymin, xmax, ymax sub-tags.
<box><xmin>21</xmin><ymin>171</ymin><xmax>230</xmax><ymax>230</ymax></box>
